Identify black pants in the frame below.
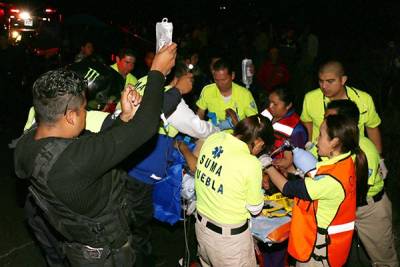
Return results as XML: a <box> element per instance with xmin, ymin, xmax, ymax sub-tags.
<box><xmin>124</xmin><ymin>178</ymin><xmax>154</xmax><ymax>267</ymax></box>
<box><xmin>344</xmin><ymin>230</ymin><xmax>371</xmax><ymax>267</ymax></box>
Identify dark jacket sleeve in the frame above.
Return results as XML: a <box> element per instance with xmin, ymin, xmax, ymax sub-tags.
<box><xmin>282</xmin><ymin>177</ymin><xmax>312</xmax><ymax>201</ymax></box>
<box><xmin>52</xmin><ymin>70</ymin><xmax>165</xmax><ymax>183</ymax></box>
<box><xmin>100</xmin><ymin>114</ymin><xmax>114</xmax><ymax>131</ymax></box>
<box><xmin>163</xmin><ymin>87</ymin><xmax>181</xmax><ymax>118</ymax></box>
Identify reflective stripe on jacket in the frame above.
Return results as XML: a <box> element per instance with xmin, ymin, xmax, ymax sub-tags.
<box><xmin>262</xmin><ymin>109</ymin><xmax>300</xmax><ymax>159</ymax></box>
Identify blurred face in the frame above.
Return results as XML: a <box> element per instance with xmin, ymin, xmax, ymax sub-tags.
<box><xmin>82</xmin><ymin>42</ymin><xmax>94</xmax><ymax>57</ymax></box>
<box><xmin>268</xmin><ymin>92</ymin><xmax>291</xmax><ymax>120</ymax></box>
<box><xmin>318</xmin><ymin>71</ymin><xmax>347</xmax><ymax>99</ymax></box>
<box><xmin>144</xmin><ymin>52</ymin><xmax>155</xmax><ymax>68</ymax></box>
<box><xmin>213</xmin><ymin>69</ymin><xmax>234</xmax><ymax>94</ymax></box>
<box><xmin>175</xmin><ymin>72</ymin><xmax>194</xmax><ymax>95</ymax></box>
<box><xmin>269</xmin><ymin>48</ymin><xmax>279</xmax><ymax>63</ymax></box>
<box><xmin>317</xmin><ymin>120</ymin><xmax>335</xmax><ymax>157</ymax></box>
<box><xmin>117</xmin><ymin>55</ymin><xmax>136</xmax><ymax>77</ymax></box>
<box><xmin>190</xmin><ymin>53</ymin><xmax>199</xmax><ymax>65</ymax></box>
<box><xmin>251</xmin><ymin>138</ymin><xmax>265</xmax><ymax>156</ymax></box>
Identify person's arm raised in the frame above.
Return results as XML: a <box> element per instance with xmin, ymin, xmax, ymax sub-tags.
<box><xmin>66</xmin><ymin>43</ymin><xmax>178</xmax><ymax>178</ymax></box>
<box><xmin>150</xmin><ymin>43</ymin><xmax>177</xmax><ymax>76</ymax></box>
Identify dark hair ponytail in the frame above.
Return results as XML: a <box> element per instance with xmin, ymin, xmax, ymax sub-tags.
<box><xmin>325</xmin><ymin>115</ymin><xmax>369</xmax><ymax>206</ymax></box>
<box><xmin>353</xmin><ymin>147</ymin><xmax>369</xmax><ymax>206</ymax></box>
<box><xmin>233</xmin><ymin>115</ymin><xmax>274</xmax><ymax>153</ymax></box>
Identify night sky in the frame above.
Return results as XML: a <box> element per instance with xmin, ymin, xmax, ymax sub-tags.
<box><xmin>55</xmin><ymin>0</ymin><xmax>399</xmax><ymax>38</ymax></box>
<box><xmin>3</xmin><ymin>0</ymin><xmax>396</xmax><ymax>49</ymax></box>
<box><xmin>4</xmin><ymin>0</ymin><xmax>399</xmax><ymax>41</ymax></box>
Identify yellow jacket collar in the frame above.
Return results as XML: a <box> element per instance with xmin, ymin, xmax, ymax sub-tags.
<box><xmin>316</xmin><ymin>151</ymin><xmax>352</xmax><ymax>169</ymax></box>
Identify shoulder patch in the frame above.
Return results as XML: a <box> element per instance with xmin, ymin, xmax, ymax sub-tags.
<box><xmin>212</xmin><ymin>146</ymin><xmax>224</xmax><ymax>159</ymax></box>
<box><xmin>313</xmin><ymin>175</ymin><xmax>325</xmax><ymax>181</ymax></box>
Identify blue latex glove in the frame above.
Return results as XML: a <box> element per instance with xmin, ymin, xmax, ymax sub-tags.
<box><xmin>292</xmin><ymin>147</ymin><xmax>317</xmax><ymax>174</ymax></box>
<box><xmin>183</xmin><ymin>136</ymin><xmax>192</xmax><ymax>145</ymax></box>
<box><xmin>217</xmin><ymin>117</ymin><xmax>234</xmax><ymax>131</ymax></box>
<box><xmin>207</xmin><ymin>112</ymin><xmax>218</xmax><ymax>126</ymax></box>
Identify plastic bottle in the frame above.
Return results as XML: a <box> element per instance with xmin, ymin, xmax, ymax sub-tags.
<box><xmin>292</xmin><ymin>147</ymin><xmax>317</xmax><ymax>175</ymax></box>
<box><xmin>242</xmin><ymin>58</ymin><xmax>253</xmax><ymax>89</ymax></box>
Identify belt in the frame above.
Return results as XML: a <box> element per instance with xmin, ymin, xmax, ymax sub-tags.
<box><xmin>65</xmin><ymin>237</ymin><xmax>131</xmax><ymax>260</ymax></box>
<box><xmin>82</xmin><ymin>245</ymin><xmax>107</xmax><ymax>260</ymax></box>
<box><xmin>196</xmin><ymin>213</ymin><xmax>248</xmax><ymax>235</ymax></box>
<box><xmin>359</xmin><ymin>189</ymin><xmax>384</xmax><ymax>207</ymax></box>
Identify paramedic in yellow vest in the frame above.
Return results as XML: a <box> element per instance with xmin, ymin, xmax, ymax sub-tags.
<box><xmin>263</xmin><ymin>114</ymin><xmax>367</xmax><ymax>267</ymax></box>
<box><xmin>196</xmin><ymin>58</ymin><xmax>258</xmax><ymax>131</ymax></box>
<box><xmin>111</xmin><ymin>48</ymin><xmax>138</xmax><ymax>87</ymax></box>
<box><xmin>195</xmin><ymin>115</ymin><xmax>274</xmax><ymax>267</ymax></box>
<box><xmin>301</xmin><ymin>60</ymin><xmax>382</xmax><ymax>154</ymax></box>
<box><xmin>123</xmin><ymin>64</ymin><xmax>219</xmax><ymax>266</ymax></box>
<box><xmin>325</xmin><ymin>100</ymin><xmax>398</xmax><ymax>267</ymax></box>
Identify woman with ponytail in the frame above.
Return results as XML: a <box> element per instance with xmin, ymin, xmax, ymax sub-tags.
<box><xmin>326</xmin><ymin>100</ymin><xmax>398</xmax><ymax>267</ymax></box>
<box><xmin>264</xmin><ymin>114</ymin><xmax>364</xmax><ymax>267</ymax></box>
<box><xmin>324</xmin><ymin>115</ymin><xmax>369</xmax><ymax>207</ymax></box>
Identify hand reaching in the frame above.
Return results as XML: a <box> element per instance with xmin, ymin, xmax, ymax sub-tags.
<box><xmin>119</xmin><ymin>84</ymin><xmax>142</xmax><ymax>122</ymax></box>
<box><xmin>175</xmin><ymin>72</ymin><xmax>193</xmax><ymax>95</ymax></box>
<box><xmin>258</xmin><ymin>154</ymin><xmax>273</xmax><ymax>169</ymax></box>
<box><xmin>151</xmin><ymin>43</ymin><xmax>177</xmax><ymax>76</ymax></box>
<box><xmin>272</xmin><ymin>157</ymin><xmax>292</xmax><ymax>170</ymax></box>
<box><xmin>174</xmin><ymin>140</ymin><xmax>184</xmax><ymax>151</ymax></box>
<box><xmin>379</xmin><ymin>158</ymin><xmax>388</xmax><ymax>179</ymax></box>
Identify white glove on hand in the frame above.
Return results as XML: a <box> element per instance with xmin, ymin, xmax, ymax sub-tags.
<box><xmin>258</xmin><ymin>154</ymin><xmax>273</xmax><ymax>169</ymax></box>
<box><xmin>379</xmin><ymin>158</ymin><xmax>388</xmax><ymax>180</ymax></box>
<box><xmin>304</xmin><ymin>141</ymin><xmax>315</xmax><ymax>151</ymax></box>
<box><xmin>181</xmin><ymin>173</ymin><xmax>196</xmax><ymax>200</ymax></box>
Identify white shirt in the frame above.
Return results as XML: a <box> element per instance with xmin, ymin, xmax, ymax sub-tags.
<box><xmin>167</xmin><ymin>99</ymin><xmax>219</xmax><ymax>139</ymax></box>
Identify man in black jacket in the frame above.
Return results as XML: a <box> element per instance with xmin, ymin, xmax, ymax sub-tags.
<box><xmin>14</xmin><ymin>44</ymin><xmax>177</xmax><ymax>266</ymax></box>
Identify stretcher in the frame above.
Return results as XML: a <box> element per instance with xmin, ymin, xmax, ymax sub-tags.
<box><xmin>251</xmin><ymin>193</ymin><xmax>293</xmax><ymax>244</ymax></box>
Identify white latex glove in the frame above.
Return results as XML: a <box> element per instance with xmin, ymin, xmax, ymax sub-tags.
<box><xmin>379</xmin><ymin>158</ymin><xmax>388</xmax><ymax>180</ymax></box>
<box><xmin>258</xmin><ymin>154</ymin><xmax>273</xmax><ymax>169</ymax></box>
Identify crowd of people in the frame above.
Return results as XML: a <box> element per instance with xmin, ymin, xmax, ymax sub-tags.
<box><xmin>4</xmin><ymin>15</ymin><xmax>399</xmax><ymax>267</ymax></box>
